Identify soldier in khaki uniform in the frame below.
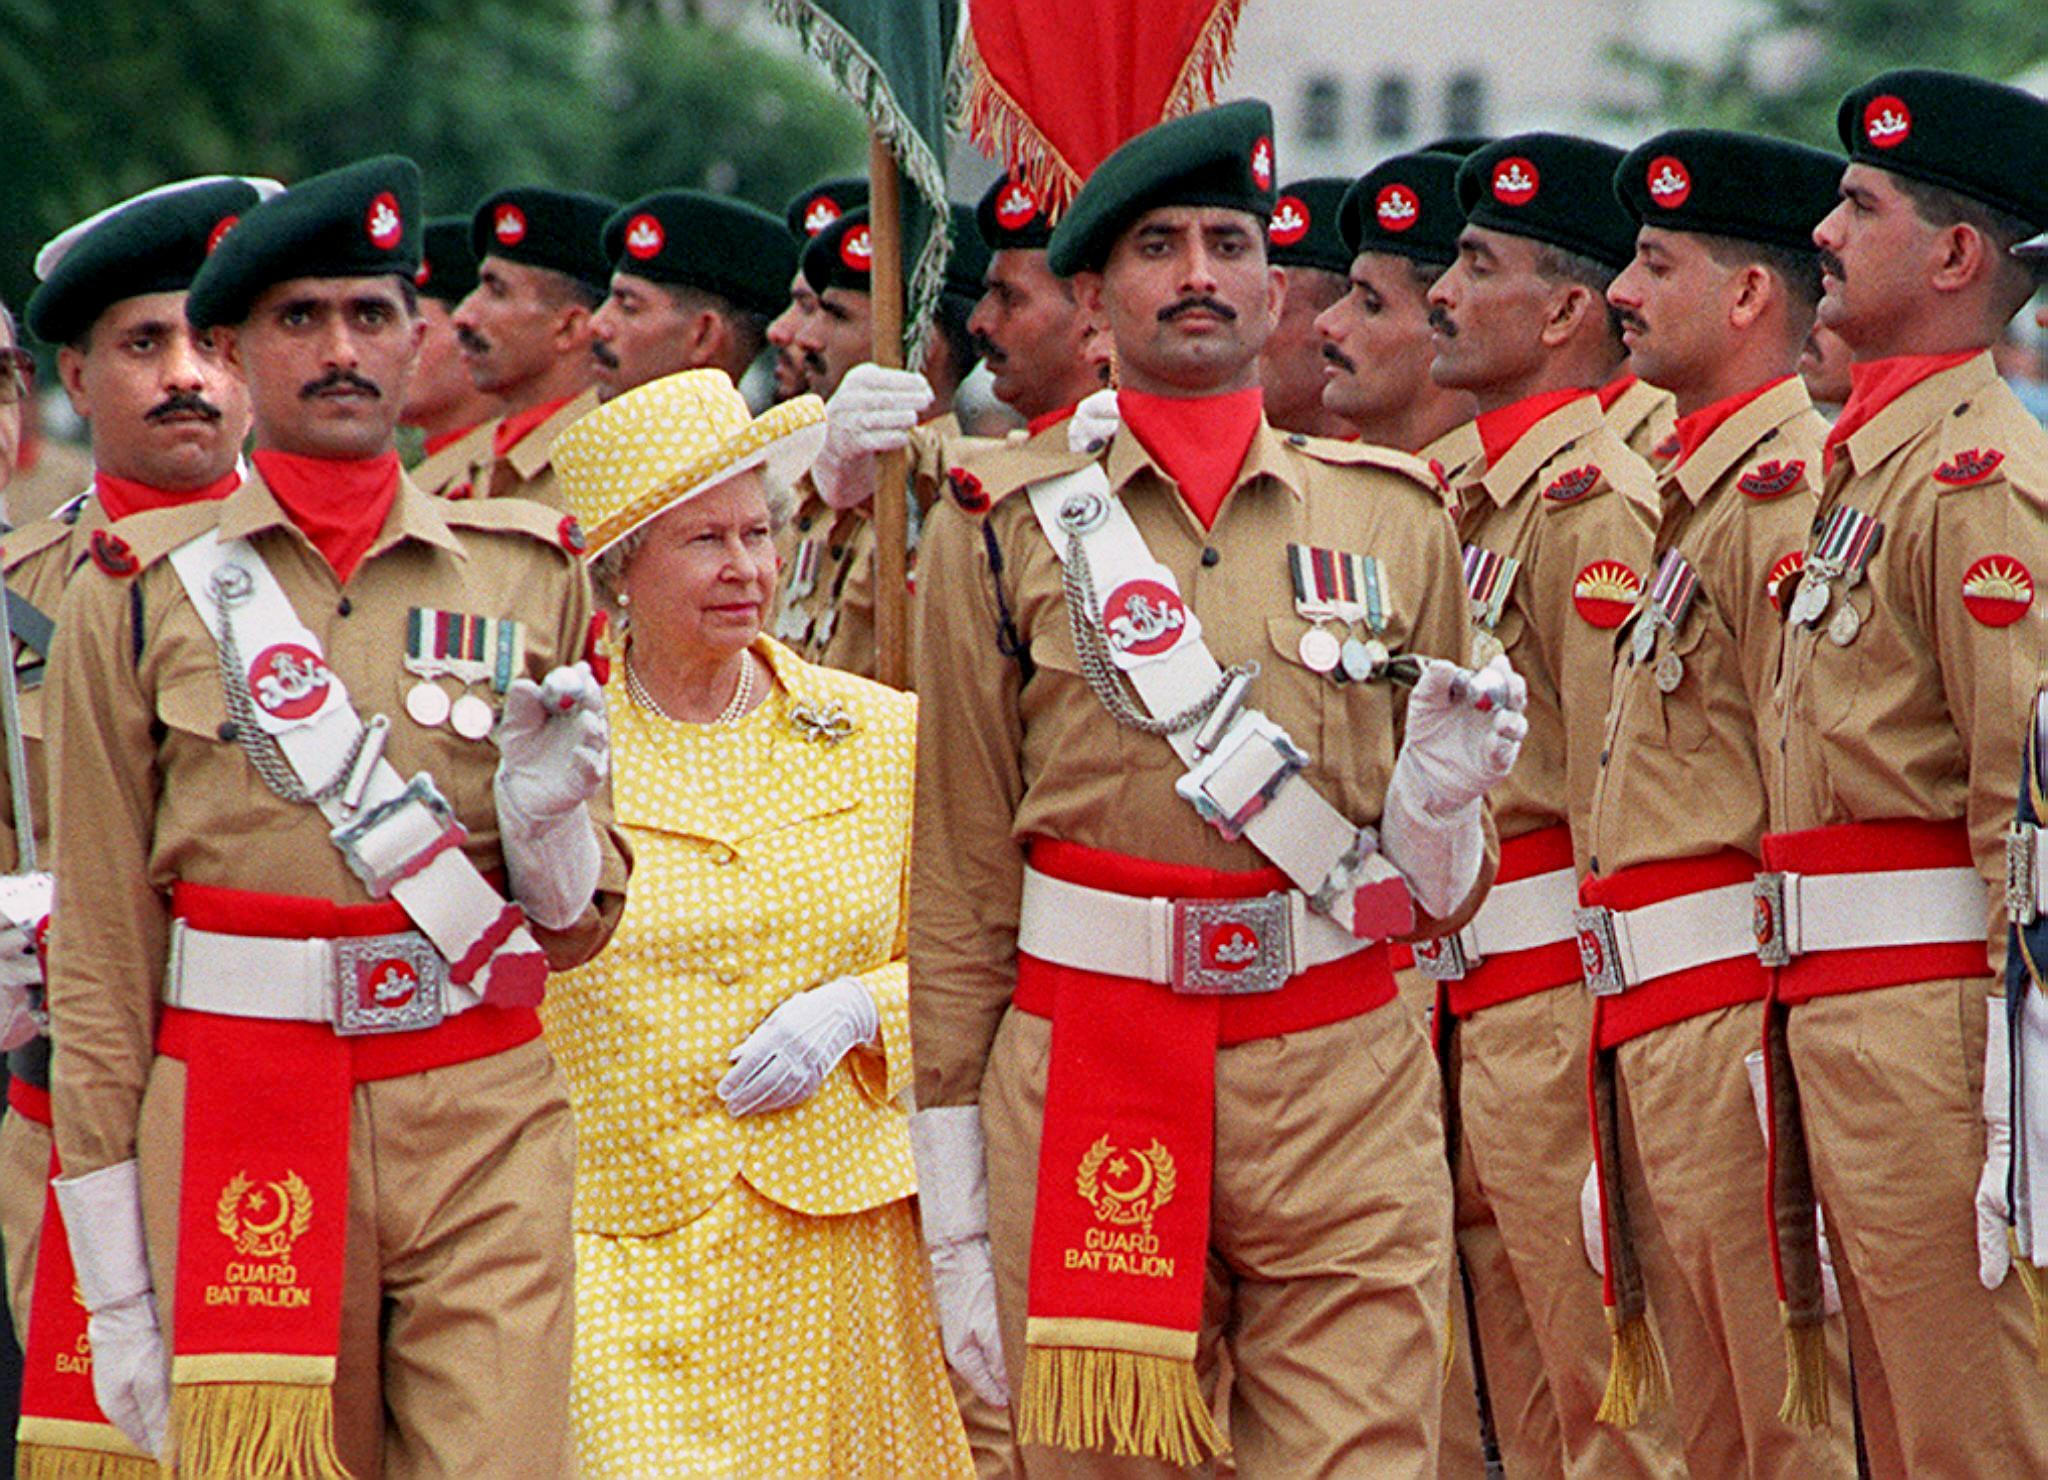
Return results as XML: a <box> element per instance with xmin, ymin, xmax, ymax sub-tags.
<box><xmin>765</xmin><ymin>177</ymin><xmax>871</xmax><ymax>406</ymax></box>
<box><xmin>1259</xmin><ymin>178</ymin><xmax>1355</xmax><ymax>440</ymax></box>
<box><xmin>42</xmin><ymin>156</ymin><xmax>630</xmax><ymax>1479</ymax></box>
<box><xmin>1763</xmin><ymin>70</ymin><xmax>2048</xmax><ymax>1474</ymax></box>
<box><xmin>968</xmin><ymin>173</ymin><xmax>1109</xmax><ymax>436</ymax></box>
<box><xmin>1421</xmin><ymin>134</ymin><xmax>1678</xmax><ymax>1479</ymax></box>
<box><xmin>1601</xmin><ymin>373</ymin><xmax>1678</xmax><ymax>467</ymax></box>
<box><xmin>909</xmin><ymin>100</ymin><xmax>1528</xmax><ymax>1476</ymax></box>
<box><xmin>453</xmin><ymin>186</ymin><xmax>616</xmax><ymax>509</ymax></box>
<box><xmin>402</xmin><ymin>217</ymin><xmax>500</xmax><ymax>499</ymax></box>
<box><xmin>1580</xmin><ymin>130</ymin><xmax>1856</xmax><ymax>1478</ymax></box>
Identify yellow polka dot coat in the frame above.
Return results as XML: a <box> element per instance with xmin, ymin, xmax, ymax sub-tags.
<box><xmin>543</xmin><ymin>638</ymin><xmax>917</xmax><ymax>1236</ymax></box>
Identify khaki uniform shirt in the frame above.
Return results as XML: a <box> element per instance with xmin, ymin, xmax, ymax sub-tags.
<box><xmin>1452</xmin><ymin>395</ymin><xmax>1659</xmax><ymax>874</ymax></box>
<box><xmin>471</xmin><ymin>387</ymin><xmax>599</xmax><ymax>511</ymax></box>
<box><xmin>44</xmin><ymin>470</ymin><xmax>633</xmax><ymax>1176</ymax></box>
<box><xmin>5</xmin><ymin>439</ymin><xmax>92</xmax><ymax>528</ymax></box>
<box><xmin>408</xmin><ymin>418</ymin><xmax>500</xmax><ymax>501</ymax></box>
<box><xmin>909</xmin><ymin>417</ymin><xmax>1493</xmax><ymax>1108</ymax></box>
<box><xmin>1607</xmin><ymin>378</ymin><xmax>1680</xmax><ymax>467</ymax></box>
<box><xmin>1586</xmin><ymin>377</ymin><xmax>1826</xmax><ymax>876</ymax></box>
<box><xmin>1421</xmin><ymin>419</ymin><xmax>1484</xmax><ymax>496</ymax></box>
<box><xmin>1774</xmin><ymin>352</ymin><xmax>2048</xmax><ymax>963</ymax></box>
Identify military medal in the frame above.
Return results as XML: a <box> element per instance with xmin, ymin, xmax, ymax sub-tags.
<box><xmin>1462</xmin><ymin>544</ymin><xmax>1519</xmax><ymax>668</ymax></box>
<box><xmin>405</xmin><ymin>682</ymin><xmax>452</xmax><ymax>728</ymax></box>
<box><xmin>1829</xmin><ymin>602</ymin><xmax>1862</xmax><ymax>647</ymax></box>
<box><xmin>1631</xmin><ymin>613</ymin><xmax>1656</xmax><ymax>664</ymax></box>
<box><xmin>1789</xmin><ymin>571</ymin><xmax>1831</xmax><ymax>628</ymax></box>
<box><xmin>404</xmin><ymin>609</ymin><xmax>524</xmax><ymax>737</ymax></box>
<box><xmin>1655</xmin><ymin>654</ymin><xmax>1685</xmax><ymax>693</ymax></box>
<box><xmin>784</xmin><ymin>536</ymin><xmax>823</xmax><ymax>601</ymax></box>
<box><xmin>449</xmin><ymin>692</ymin><xmax>496</xmax><ymax>739</ymax></box>
<box><xmin>1297</xmin><ymin>627</ymin><xmax>1341</xmax><ymax>673</ymax></box>
<box><xmin>1797</xmin><ymin>506</ymin><xmax>1883</xmax><ymax>633</ymax></box>
<box><xmin>1286</xmin><ymin>544</ymin><xmax>1346</xmax><ymax>676</ymax></box>
<box><xmin>1641</xmin><ymin>548</ymin><xmax>1701</xmax><ymax>690</ymax></box>
<box><xmin>1339</xmin><ymin>555</ymin><xmax>1392</xmax><ymax>681</ymax></box>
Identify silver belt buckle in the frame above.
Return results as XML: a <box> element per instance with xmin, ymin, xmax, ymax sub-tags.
<box><xmin>1574</xmin><ymin>906</ymin><xmax>1627</xmax><ymax>997</ymax></box>
<box><xmin>330</xmin><ymin>773</ymin><xmax>468</xmax><ymax>900</ymax></box>
<box><xmin>1171</xmin><ymin>895</ymin><xmax>1292</xmax><ymax>995</ymax></box>
<box><xmin>1174</xmin><ymin>712</ymin><xmax>1308</xmax><ymax>843</ymax></box>
<box><xmin>2007</xmin><ymin>824</ymin><xmax>2041</xmax><ymax>928</ymax></box>
<box><xmin>1412</xmin><ymin>932</ymin><xmax>1472</xmax><ymax>982</ymax></box>
<box><xmin>333</xmin><ymin>932</ymin><xmax>447</xmax><ymax>1035</ymax></box>
<box><xmin>1752</xmin><ymin>872</ymin><xmax>1791</xmax><ymax>968</ymax></box>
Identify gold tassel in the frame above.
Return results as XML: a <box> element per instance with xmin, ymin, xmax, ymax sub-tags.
<box><xmin>1018</xmin><ymin>1346</ymin><xmax>1227</xmax><ymax>1467</ymax></box>
<box><xmin>1593</xmin><ymin>1309</ymin><xmax>1669</xmax><ymax>1427</ymax></box>
<box><xmin>171</xmin><ymin>1382</ymin><xmax>351</xmax><ymax>1479</ymax></box>
<box><xmin>2008</xmin><ymin>1234</ymin><xmax>2048</xmax><ymax>1375</ymax></box>
<box><xmin>16</xmin><ymin>1443</ymin><xmax>163</xmax><ymax>1479</ymax></box>
<box><xmin>1441</xmin><ymin>1309</ymin><xmax>1456</xmax><ymax>1378</ymax></box>
<box><xmin>1777</xmin><ymin>1315</ymin><xmax>1832</xmax><ymax>1431</ymax></box>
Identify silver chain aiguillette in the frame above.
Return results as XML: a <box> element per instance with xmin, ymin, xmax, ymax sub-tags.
<box><xmin>208</xmin><ymin>567</ymin><xmax>364</xmax><ymax>805</ymax></box>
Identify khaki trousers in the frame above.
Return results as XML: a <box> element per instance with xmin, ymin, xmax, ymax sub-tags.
<box><xmin>1612</xmin><ymin>1004</ymin><xmax>1854</xmax><ymax>1477</ymax></box>
<box><xmin>1786</xmin><ymin>978</ymin><xmax>2048</xmax><ymax>1477</ymax></box>
<box><xmin>1450</xmin><ymin>985</ymin><xmax>1684</xmax><ymax>1479</ymax></box>
<box><xmin>137</xmin><ymin>1036</ymin><xmax>576</xmax><ymax>1480</ymax></box>
<box><xmin>983</xmin><ymin>999</ymin><xmax>1454</xmax><ymax>1478</ymax></box>
<box><xmin>0</xmin><ymin>1106</ymin><xmax>49</xmax><ymax>1341</ymax></box>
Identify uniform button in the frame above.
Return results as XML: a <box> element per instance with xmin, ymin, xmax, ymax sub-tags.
<box><xmin>217</xmin><ymin>721</ymin><xmax>240</xmax><ymax>742</ymax></box>
<box><xmin>336</xmin><ymin>596</ymin><xmax>353</xmax><ymax>617</ymax></box>
<box><xmin>797</xmin><ymin>514</ymin><xmax>814</xmax><ymax>532</ymax></box>
<box><xmin>1599</xmin><ymin>747</ymin><xmax>1609</xmax><ymax>766</ymax></box>
<box><xmin>1201</xmin><ymin>546</ymin><xmax>1220</xmax><ymax>568</ymax></box>
<box><xmin>1287</xmin><ymin>433</ymin><xmax>1308</xmax><ymax>447</ymax></box>
<box><xmin>1759</xmin><ymin>428</ymin><xmax>1777</xmax><ymax>444</ymax></box>
<box><xmin>1954</xmin><ymin>402</ymin><xmax>1971</xmax><ymax>416</ymax></box>
<box><xmin>829</xmin><ymin>544</ymin><xmax>844</xmax><ymax>559</ymax></box>
<box><xmin>1590</xmin><ymin>855</ymin><xmax>1600</xmax><ymax>873</ymax></box>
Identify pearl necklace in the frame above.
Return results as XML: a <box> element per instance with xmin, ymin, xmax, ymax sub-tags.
<box><xmin>626</xmin><ymin>652</ymin><xmax>755</xmax><ymax>726</ymax></box>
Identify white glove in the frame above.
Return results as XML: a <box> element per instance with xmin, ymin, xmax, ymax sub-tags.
<box><xmin>1066</xmin><ymin>387</ymin><xmax>1121</xmax><ymax>454</ymax></box>
<box><xmin>909</xmin><ymin>1105</ymin><xmax>1011</xmax><ymax>1408</ymax></box>
<box><xmin>495</xmin><ymin>663</ymin><xmax>607</xmax><ymax>930</ymax></box>
<box><xmin>0</xmin><ymin>870</ymin><xmax>52</xmax><ymax>1048</ymax></box>
<box><xmin>1381</xmin><ymin>655</ymin><xmax>1528</xmax><ymax>917</ymax></box>
<box><xmin>54</xmin><ymin>1160</ymin><xmax>169</xmax><ymax>1460</ymax></box>
<box><xmin>813</xmin><ymin>364</ymin><xmax>933</xmax><ymax>510</ymax></box>
<box><xmin>718</xmin><ymin>975</ymin><xmax>878</xmax><ymax>1116</ymax></box>
<box><xmin>1979</xmin><ymin>1006</ymin><xmax>2015</xmax><ymax>1290</ymax></box>
<box><xmin>1581</xmin><ymin>1162</ymin><xmax>1606</xmax><ymax>1275</ymax></box>
<box><xmin>1745</xmin><ymin>1049</ymin><xmax>1842</xmax><ymax>1316</ymax></box>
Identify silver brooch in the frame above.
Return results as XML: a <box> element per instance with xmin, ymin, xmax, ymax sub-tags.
<box><xmin>789</xmin><ymin>702</ymin><xmax>856</xmax><ymax>745</ymax></box>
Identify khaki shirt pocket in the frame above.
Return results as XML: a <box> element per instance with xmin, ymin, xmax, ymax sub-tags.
<box><xmin>1264</xmin><ymin>614</ymin><xmax>1398</xmax><ymax>802</ymax></box>
<box><xmin>1652</xmin><ymin>610</ymin><xmax>1714</xmax><ymax>754</ymax></box>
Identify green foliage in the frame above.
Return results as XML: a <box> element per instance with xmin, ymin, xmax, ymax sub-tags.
<box><xmin>0</xmin><ymin>1</ymin><xmax>867</xmax><ymax>329</ymax></box>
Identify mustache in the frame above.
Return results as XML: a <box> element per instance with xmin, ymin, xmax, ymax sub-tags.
<box><xmin>801</xmin><ymin>347</ymin><xmax>828</xmax><ymax>378</ymax></box>
<box><xmin>1320</xmin><ymin>342</ymin><xmax>1357</xmax><ymax>374</ymax></box>
<box><xmin>971</xmin><ymin>330</ymin><xmax>1005</xmax><ymax>366</ymax></box>
<box><xmin>299</xmin><ymin>368</ymin><xmax>381</xmax><ymax>400</ymax></box>
<box><xmin>1427</xmin><ymin>305</ymin><xmax>1458</xmax><ymax>339</ymax></box>
<box><xmin>456</xmin><ymin>326</ymin><xmax>490</xmax><ymax>356</ymax></box>
<box><xmin>590</xmin><ymin>340</ymin><xmax>620</xmax><ymax>371</ymax></box>
<box><xmin>1159</xmin><ymin>295</ymin><xmax>1236</xmax><ymax>323</ymax></box>
<box><xmin>145</xmin><ymin>390</ymin><xmax>222</xmax><ymax>424</ymax></box>
<box><xmin>1615</xmin><ymin>308</ymin><xmax>1648</xmax><ymax>337</ymax></box>
<box><xmin>1817</xmin><ymin>249</ymin><xmax>1846</xmax><ymax>283</ymax></box>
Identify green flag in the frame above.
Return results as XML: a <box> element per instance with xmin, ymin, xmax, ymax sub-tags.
<box><xmin>766</xmin><ymin>0</ymin><xmax>960</xmax><ymax>360</ymax></box>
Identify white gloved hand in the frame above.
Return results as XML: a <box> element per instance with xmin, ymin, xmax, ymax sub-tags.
<box><xmin>1979</xmin><ymin>1005</ymin><xmax>2015</xmax><ymax>1290</ymax></box>
<box><xmin>1066</xmin><ymin>387</ymin><xmax>1121</xmax><ymax>454</ymax></box>
<box><xmin>813</xmin><ymin>364</ymin><xmax>934</xmax><ymax>510</ymax></box>
<box><xmin>54</xmin><ymin>1160</ymin><xmax>169</xmax><ymax>1460</ymax></box>
<box><xmin>0</xmin><ymin>871</ymin><xmax>52</xmax><ymax>1049</ymax></box>
<box><xmin>1381</xmin><ymin>655</ymin><xmax>1528</xmax><ymax>917</ymax></box>
<box><xmin>909</xmin><ymin>1106</ymin><xmax>1011</xmax><ymax>1407</ymax></box>
<box><xmin>1580</xmin><ymin>1162</ymin><xmax>1607</xmax><ymax>1275</ymax></box>
<box><xmin>1745</xmin><ymin>1049</ymin><xmax>1842</xmax><ymax>1316</ymax></box>
<box><xmin>495</xmin><ymin>663</ymin><xmax>607</xmax><ymax>930</ymax></box>
<box><xmin>718</xmin><ymin>975</ymin><xmax>878</xmax><ymax>1116</ymax></box>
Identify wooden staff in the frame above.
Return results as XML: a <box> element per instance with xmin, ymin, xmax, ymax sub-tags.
<box><xmin>867</xmin><ymin>134</ymin><xmax>909</xmax><ymax>691</ymax></box>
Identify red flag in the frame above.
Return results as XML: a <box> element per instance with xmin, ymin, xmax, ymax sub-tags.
<box><xmin>964</xmin><ymin>0</ymin><xmax>1249</xmax><ymax>219</ymax></box>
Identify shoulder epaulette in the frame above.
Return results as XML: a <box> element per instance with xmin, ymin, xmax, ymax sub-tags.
<box><xmin>1288</xmin><ymin>434</ymin><xmax>1440</xmax><ymax>492</ymax></box>
<box><xmin>973</xmin><ymin>437</ymin><xmax>1094</xmax><ymax>504</ymax></box>
<box><xmin>1933</xmin><ymin>385</ymin><xmax>2048</xmax><ymax>502</ymax></box>
<box><xmin>86</xmin><ymin>502</ymin><xmax>222</xmax><ymax>580</ymax></box>
<box><xmin>2</xmin><ymin>516</ymin><xmax>74</xmax><ymax>574</ymax></box>
<box><xmin>439</xmin><ymin>497</ymin><xmax>586</xmax><ymax>556</ymax></box>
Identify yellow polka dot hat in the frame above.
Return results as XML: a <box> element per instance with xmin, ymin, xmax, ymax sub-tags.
<box><xmin>552</xmin><ymin>368</ymin><xmax>826</xmax><ymax>556</ymax></box>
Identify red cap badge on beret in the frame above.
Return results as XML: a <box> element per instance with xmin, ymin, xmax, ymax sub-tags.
<box><xmin>1864</xmin><ymin>95</ymin><xmax>1912</xmax><ymax>149</ymax></box>
<box><xmin>994</xmin><ymin>181</ymin><xmax>1038</xmax><ymax>232</ymax></box>
<box><xmin>1376</xmin><ymin>183</ymin><xmax>1420</xmax><ymax>232</ymax></box>
<box><xmin>493</xmin><ymin>203</ymin><xmax>527</xmax><ymax>245</ymax></box>
<box><xmin>1646</xmin><ymin>156</ymin><xmax>1692</xmax><ymax>209</ymax></box>
<box><xmin>803</xmin><ymin>195</ymin><xmax>842</xmax><ymax>236</ymax></box>
<box><xmin>840</xmin><ymin>224</ymin><xmax>874</xmax><ymax>273</ymax></box>
<box><xmin>1250</xmin><ymin>136</ymin><xmax>1275</xmax><ymax>192</ymax></box>
<box><xmin>1492</xmin><ymin>157</ymin><xmax>1540</xmax><ymax>207</ymax></box>
<box><xmin>1269</xmin><ymin>196</ymin><xmax>1310</xmax><ymax>246</ymax></box>
<box><xmin>624</xmin><ymin>213</ymin><xmax>665</xmax><ymax>260</ymax></box>
<box><xmin>206</xmin><ymin>215</ymin><xmax>240</xmax><ymax>254</ymax></box>
<box><xmin>366</xmin><ymin>193</ymin><xmax>403</xmax><ymax>252</ymax></box>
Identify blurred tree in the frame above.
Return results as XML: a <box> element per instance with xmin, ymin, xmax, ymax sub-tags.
<box><xmin>0</xmin><ymin>1</ymin><xmax>866</xmax><ymax>327</ymax></box>
<box><xmin>1612</xmin><ymin>0</ymin><xmax>2048</xmax><ymax>146</ymax></box>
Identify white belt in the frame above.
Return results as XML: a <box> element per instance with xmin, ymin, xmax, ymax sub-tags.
<box><xmin>1753</xmin><ymin>865</ymin><xmax>1988</xmax><ymax>966</ymax></box>
<box><xmin>1573</xmin><ymin>882</ymin><xmax>1755</xmax><ymax>996</ymax></box>
<box><xmin>1016</xmin><ymin>866</ymin><xmax>1370</xmax><ymax>995</ymax></box>
<box><xmin>1413</xmin><ymin>865</ymin><xmax>1578</xmax><ymax>981</ymax></box>
<box><xmin>166</xmin><ymin>922</ymin><xmax>473</xmax><ymax>1035</ymax></box>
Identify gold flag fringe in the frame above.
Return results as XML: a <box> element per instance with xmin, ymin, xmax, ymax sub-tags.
<box><xmin>1019</xmin><ymin>1346</ymin><xmax>1227</xmax><ymax>1467</ymax></box>
<box><xmin>171</xmin><ymin>1382</ymin><xmax>351</xmax><ymax>1479</ymax></box>
<box><xmin>16</xmin><ymin>1443</ymin><xmax>161</xmax><ymax>1479</ymax></box>
<box><xmin>1593</xmin><ymin>1309</ymin><xmax>1669</xmax><ymax>1427</ymax></box>
<box><xmin>1163</xmin><ymin>0</ymin><xmax>1250</xmax><ymax>120</ymax></box>
<box><xmin>1777</xmin><ymin>1313</ymin><xmax>1832</xmax><ymax>1431</ymax></box>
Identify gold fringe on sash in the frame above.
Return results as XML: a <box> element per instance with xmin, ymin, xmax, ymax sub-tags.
<box><xmin>16</xmin><ymin>1444</ymin><xmax>162</xmax><ymax>1479</ymax></box>
<box><xmin>1441</xmin><ymin>1308</ymin><xmax>1456</xmax><ymax>1377</ymax></box>
<box><xmin>171</xmin><ymin>1382</ymin><xmax>351</xmax><ymax>1479</ymax></box>
<box><xmin>1777</xmin><ymin>1309</ymin><xmax>1832</xmax><ymax>1431</ymax></box>
<box><xmin>2009</xmin><ymin>1233</ymin><xmax>2048</xmax><ymax>1374</ymax></box>
<box><xmin>1018</xmin><ymin>1346</ymin><xmax>1227</xmax><ymax>1467</ymax></box>
<box><xmin>1594</xmin><ymin>1307</ymin><xmax>1669</xmax><ymax>1427</ymax></box>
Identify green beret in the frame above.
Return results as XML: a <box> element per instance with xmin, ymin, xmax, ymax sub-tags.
<box><xmin>976</xmin><ymin>174</ymin><xmax>1053</xmax><ymax>252</ymax></box>
<box><xmin>1047</xmin><ymin>98</ymin><xmax>1280</xmax><ymax>277</ymax></box>
<box><xmin>1457</xmin><ymin>133</ymin><xmax>1636</xmax><ymax>271</ymax></box>
<box><xmin>1422</xmin><ymin>135</ymin><xmax>1492</xmax><ymax>159</ymax></box>
<box><xmin>603</xmin><ymin>191</ymin><xmax>795</xmax><ymax>317</ymax></box>
<box><xmin>187</xmin><ymin>156</ymin><xmax>422</xmax><ymax>331</ymax></box>
<box><xmin>802</xmin><ymin>208</ymin><xmax>874</xmax><ymax>296</ymax></box>
<box><xmin>784</xmin><ymin>177</ymin><xmax>869</xmax><ymax>241</ymax></box>
<box><xmin>944</xmin><ymin>203</ymin><xmax>992</xmax><ymax>302</ymax></box>
<box><xmin>1267</xmin><ymin>177</ymin><xmax>1354</xmax><ymax>275</ymax></box>
<box><xmin>1615</xmin><ymin>129</ymin><xmax>1842</xmax><ymax>252</ymax></box>
<box><xmin>1338</xmin><ymin>151</ymin><xmax>1465</xmax><ymax>268</ymax></box>
<box><xmin>470</xmin><ymin>186</ymin><xmax>616</xmax><ymax>296</ymax></box>
<box><xmin>416</xmin><ymin>216</ymin><xmax>480</xmax><ymax>306</ymax></box>
<box><xmin>28</xmin><ymin>176</ymin><xmax>277</xmax><ymax>344</ymax></box>
<box><xmin>1836</xmin><ymin>69</ymin><xmax>2048</xmax><ymax>229</ymax></box>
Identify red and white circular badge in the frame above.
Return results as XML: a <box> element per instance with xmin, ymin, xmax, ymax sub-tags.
<box><xmin>493</xmin><ymin>202</ymin><xmax>527</xmax><ymax>245</ymax></box>
<box><xmin>994</xmin><ymin>181</ymin><xmax>1038</xmax><ymax>231</ymax></box>
<box><xmin>1375</xmin><ymin>182</ymin><xmax>1420</xmax><ymax>232</ymax></box>
<box><xmin>623</xmin><ymin>213</ymin><xmax>665</xmax><ymax>260</ymax></box>
<box><xmin>1572</xmin><ymin>561</ymin><xmax>1641</xmax><ymax>629</ymax></box>
<box><xmin>1102</xmin><ymin>578</ymin><xmax>1190</xmax><ymax>660</ymax></box>
<box><xmin>1250</xmin><ymin>136</ymin><xmax>1275</xmax><ymax>191</ymax></box>
<box><xmin>1645</xmin><ymin>155</ymin><xmax>1692</xmax><ymax>209</ymax></box>
<box><xmin>803</xmin><ymin>195</ymin><xmax>842</xmax><ymax>236</ymax></box>
<box><xmin>1961</xmin><ymin>555</ymin><xmax>2034</xmax><ymax>627</ymax></box>
<box><xmin>839</xmin><ymin>224</ymin><xmax>873</xmax><ymax>272</ymax></box>
<box><xmin>1767</xmin><ymin>550</ymin><xmax>1806</xmax><ymax>613</ymax></box>
<box><xmin>365</xmin><ymin>192</ymin><xmax>404</xmax><ymax>252</ymax></box>
<box><xmin>1864</xmin><ymin>95</ymin><xmax>1912</xmax><ymax>149</ymax></box>
<box><xmin>1492</xmin><ymin>157</ymin><xmax>1540</xmax><ymax>207</ymax></box>
<box><xmin>361</xmin><ymin>958</ymin><xmax>419</xmax><ymax>1010</ymax></box>
<box><xmin>1203</xmin><ymin>922</ymin><xmax>1262</xmax><ymax>974</ymax></box>
<box><xmin>206</xmin><ymin>215</ymin><xmax>240</xmax><ymax>254</ymax></box>
<box><xmin>1269</xmin><ymin>195</ymin><xmax>1310</xmax><ymax>246</ymax></box>
<box><xmin>247</xmin><ymin>643</ymin><xmax>333</xmax><ymax>722</ymax></box>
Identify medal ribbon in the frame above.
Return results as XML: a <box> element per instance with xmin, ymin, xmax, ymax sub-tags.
<box><xmin>1461</xmin><ymin>544</ymin><xmax>1519</xmax><ymax>631</ymax></box>
<box><xmin>1649</xmin><ymin>549</ymin><xmax>1700</xmax><ymax>631</ymax></box>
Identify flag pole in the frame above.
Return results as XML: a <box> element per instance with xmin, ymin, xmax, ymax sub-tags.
<box><xmin>867</xmin><ymin>133</ymin><xmax>910</xmax><ymax>691</ymax></box>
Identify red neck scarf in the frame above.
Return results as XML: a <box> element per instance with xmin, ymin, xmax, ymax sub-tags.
<box><xmin>1824</xmin><ymin>350</ymin><xmax>1978</xmax><ymax>469</ymax></box>
<box><xmin>492</xmin><ymin>395</ymin><xmax>572</xmax><ymax>459</ymax></box>
<box><xmin>1671</xmin><ymin>375</ymin><xmax>1792</xmax><ymax>467</ymax></box>
<box><xmin>1475</xmin><ymin>387</ymin><xmax>1591</xmax><ymax>469</ymax></box>
<box><xmin>1119</xmin><ymin>386</ymin><xmax>1264</xmax><ymax>529</ymax></box>
<box><xmin>250</xmin><ymin>449</ymin><xmax>401</xmax><ymax>583</ymax></box>
<box><xmin>421</xmin><ymin>420</ymin><xmax>482</xmax><ymax>457</ymax></box>
<box><xmin>1596</xmin><ymin>373</ymin><xmax>1637</xmax><ymax>412</ymax></box>
<box><xmin>1028</xmin><ymin>403</ymin><xmax>1079</xmax><ymax>437</ymax></box>
<box><xmin>94</xmin><ymin>467</ymin><xmax>241</xmax><ymax>523</ymax></box>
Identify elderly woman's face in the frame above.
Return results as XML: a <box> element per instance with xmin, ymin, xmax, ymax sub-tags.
<box><xmin>620</xmin><ymin>469</ymin><xmax>778</xmax><ymax>665</ymax></box>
